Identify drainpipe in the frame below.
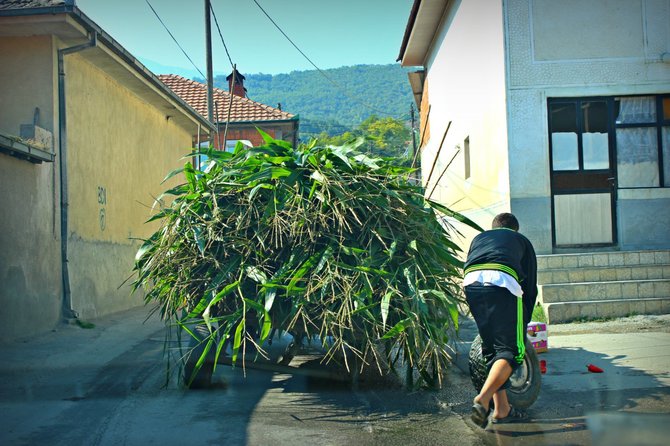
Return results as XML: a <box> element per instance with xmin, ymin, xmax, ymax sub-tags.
<box><xmin>57</xmin><ymin>32</ymin><xmax>97</xmax><ymax>321</ymax></box>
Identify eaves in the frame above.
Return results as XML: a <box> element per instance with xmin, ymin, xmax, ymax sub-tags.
<box><xmin>397</xmin><ymin>0</ymin><xmax>453</xmax><ymax>68</ymax></box>
<box><xmin>0</xmin><ymin>4</ymin><xmax>216</xmax><ymax>133</ymax></box>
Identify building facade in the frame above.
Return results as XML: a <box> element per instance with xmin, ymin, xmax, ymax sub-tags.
<box><xmin>0</xmin><ymin>0</ymin><xmax>214</xmax><ymax>341</ymax></box>
<box><xmin>398</xmin><ymin>0</ymin><xmax>670</xmax><ymax>254</ymax></box>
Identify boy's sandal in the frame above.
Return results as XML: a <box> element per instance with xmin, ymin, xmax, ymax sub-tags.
<box><xmin>471</xmin><ymin>402</ymin><xmax>491</xmax><ymax>428</ymax></box>
<box><xmin>490</xmin><ymin>406</ymin><xmax>527</xmax><ymax>424</ymax></box>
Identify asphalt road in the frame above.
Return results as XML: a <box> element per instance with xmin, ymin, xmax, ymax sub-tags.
<box><xmin>448</xmin><ymin>316</ymin><xmax>670</xmax><ymax>446</ymax></box>
<box><xmin>1</xmin><ymin>307</ymin><xmax>668</xmax><ymax>445</ymax></box>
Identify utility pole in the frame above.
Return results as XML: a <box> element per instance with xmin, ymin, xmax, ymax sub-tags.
<box><xmin>205</xmin><ymin>0</ymin><xmax>214</xmax><ymax>124</ymax></box>
<box><xmin>410</xmin><ymin>103</ymin><xmax>417</xmax><ymax>165</ymax></box>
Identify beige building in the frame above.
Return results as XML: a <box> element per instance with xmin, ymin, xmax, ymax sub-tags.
<box><xmin>0</xmin><ymin>0</ymin><xmax>214</xmax><ymax>341</ymax></box>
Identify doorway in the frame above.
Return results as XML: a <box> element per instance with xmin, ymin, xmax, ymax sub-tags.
<box><xmin>548</xmin><ymin>98</ymin><xmax>617</xmax><ymax>247</ymax></box>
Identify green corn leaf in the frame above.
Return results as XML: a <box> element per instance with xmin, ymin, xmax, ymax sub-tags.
<box><xmin>264</xmin><ymin>287</ymin><xmax>276</xmax><ymax>312</ymax></box>
<box><xmin>381</xmin><ymin>317</ymin><xmax>412</xmax><ymax>340</ymax></box>
<box><xmin>381</xmin><ymin>292</ymin><xmax>392</xmax><ymax>329</ymax></box>
<box><xmin>231</xmin><ymin>320</ymin><xmax>245</xmax><ymax>363</ymax></box>
<box><xmin>184</xmin><ymin>162</ymin><xmax>197</xmax><ymax>191</ymax></box>
<box><xmin>202</xmin><ymin>305</ymin><xmax>212</xmax><ymax>332</ymax></box>
<box><xmin>192</xmin><ymin>336</ymin><xmax>215</xmax><ymax>374</ymax></box>
<box><xmin>192</xmin><ymin>226</ymin><xmax>206</xmax><ymax>256</ymax></box>
<box><xmin>161</xmin><ymin>166</ymin><xmax>185</xmax><ymax>183</ymax></box>
<box><xmin>245</xmin><ymin>266</ymin><xmax>267</xmax><ymax>283</ymax></box>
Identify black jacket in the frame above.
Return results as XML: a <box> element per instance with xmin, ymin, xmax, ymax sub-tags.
<box><xmin>464</xmin><ymin>228</ymin><xmax>538</xmax><ymax>324</ymax></box>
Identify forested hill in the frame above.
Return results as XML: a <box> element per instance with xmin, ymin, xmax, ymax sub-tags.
<box><xmin>210</xmin><ymin>64</ymin><xmax>415</xmax><ymax>138</ymax></box>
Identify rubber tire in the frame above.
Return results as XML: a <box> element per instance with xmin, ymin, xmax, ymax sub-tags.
<box><xmin>468</xmin><ymin>334</ymin><xmax>541</xmax><ymax>409</ymax></box>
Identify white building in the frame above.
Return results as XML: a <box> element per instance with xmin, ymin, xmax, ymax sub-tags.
<box><xmin>398</xmin><ymin>0</ymin><xmax>670</xmax><ymax>254</ymax></box>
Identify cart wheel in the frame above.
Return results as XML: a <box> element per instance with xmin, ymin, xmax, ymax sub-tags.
<box><xmin>468</xmin><ymin>334</ymin><xmax>541</xmax><ymax>409</ymax></box>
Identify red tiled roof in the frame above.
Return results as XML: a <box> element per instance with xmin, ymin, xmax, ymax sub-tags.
<box><xmin>0</xmin><ymin>0</ymin><xmax>70</xmax><ymax>9</ymax></box>
<box><xmin>158</xmin><ymin>74</ymin><xmax>296</xmax><ymax>124</ymax></box>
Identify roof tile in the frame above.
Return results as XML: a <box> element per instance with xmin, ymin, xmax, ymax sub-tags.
<box><xmin>158</xmin><ymin>74</ymin><xmax>295</xmax><ymax>124</ymax></box>
<box><xmin>0</xmin><ymin>0</ymin><xmax>71</xmax><ymax>10</ymax></box>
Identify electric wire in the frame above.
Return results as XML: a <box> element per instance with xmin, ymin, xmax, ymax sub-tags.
<box><xmin>209</xmin><ymin>2</ymin><xmax>235</xmax><ymax>69</ymax></box>
<box><xmin>145</xmin><ymin>0</ymin><xmax>411</xmax><ymax>145</ymax></box>
<box><xmin>144</xmin><ymin>0</ymin><xmax>206</xmax><ymax>79</ymax></box>
<box><xmin>250</xmin><ymin>0</ymin><xmax>398</xmax><ymax>118</ymax></box>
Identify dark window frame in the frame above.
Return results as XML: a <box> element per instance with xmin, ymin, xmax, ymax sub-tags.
<box><xmin>549</xmin><ymin>94</ymin><xmax>670</xmax><ymax>190</ymax></box>
<box><xmin>613</xmin><ymin>93</ymin><xmax>670</xmax><ymax>189</ymax></box>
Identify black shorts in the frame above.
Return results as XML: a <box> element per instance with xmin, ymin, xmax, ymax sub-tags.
<box><xmin>465</xmin><ymin>284</ymin><xmax>526</xmax><ymax>386</ymax></box>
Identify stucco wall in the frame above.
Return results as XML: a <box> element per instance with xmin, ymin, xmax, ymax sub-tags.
<box><xmin>0</xmin><ymin>33</ymin><xmax>202</xmax><ymax>341</ymax></box>
<box><xmin>617</xmin><ymin>189</ymin><xmax>670</xmax><ymax>250</ymax></box>
<box><xmin>421</xmin><ymin>0</ymin><xmax>510</xmax><ymax>248</ymax></box>
<box><xmin>0</xmin><ymin>36</ymin><xmax>62</xmax><ymax>339</ymax></box>
<box><xmin>505</xmin><ymin>0</ymin><xmax>670</xmax><ymax>253</ymax></box>
<box><xmin>64</xmin><ymin>53</ymin><xmax>197</xmax><ymax>320</ymax></box>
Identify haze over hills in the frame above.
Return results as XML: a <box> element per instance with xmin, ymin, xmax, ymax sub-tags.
<box><xmin>206</xmin><ymin>64</ymin><xmax>416</xmax><ymax>138</ymax></box>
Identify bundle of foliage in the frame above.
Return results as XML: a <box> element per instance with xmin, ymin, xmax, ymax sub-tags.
<box><xmin>133</xmin><ymin>132</ymin><xmax>476</xmax><ymax>387</ymax></box>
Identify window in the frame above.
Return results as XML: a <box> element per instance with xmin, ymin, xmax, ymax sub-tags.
<box><xmin>194</xmin><ymin>139</ymin><xmax>253</xmax><ymax>172</ymax></box>
<box><xmin>549</xmin><ymin>100</ymin><xmax>610</xmax><ymax>172</ymax></box>
<box><xmin>224</xmin><ymin>139</ymin><xmax>252</xmax><ymax>152</ymax></box>
<box><xmin>548</xmin><ymin>95</ymin><xmax>670</xmax><ymax>188</ymax></box>
<box><xmin>550</xmin><ymin>102</ymin><xmax>579</xmax><ymax>170</ymax></box>
<box><xmin>615</xmin><ymin>95</ymin><xmax>670</xmax><ymax>188</ymax></box>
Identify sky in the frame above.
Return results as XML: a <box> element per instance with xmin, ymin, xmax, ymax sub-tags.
<box><xmin>76</xmin><ymin>0</ymin><xmax>414</xmax><ymax>77</ymax></box>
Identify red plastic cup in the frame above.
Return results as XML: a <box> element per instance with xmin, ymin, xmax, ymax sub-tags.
<box><xmin>587</xmin><ymin>364</ymin><xmax>604</xmax><ymax>373</ymax></box>
<box><xmin>540</xmin><ymin>359</ymin><xmax>547</xmax><ymax>374</ymax></box>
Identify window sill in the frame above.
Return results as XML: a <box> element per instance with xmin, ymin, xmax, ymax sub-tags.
<box><xmin>618</xmin><ymin>188</ymin><xmax>670</xmax><ymax>200</ymax></box>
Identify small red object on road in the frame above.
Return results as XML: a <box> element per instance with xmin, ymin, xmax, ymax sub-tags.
<box><xmin>540</xmin><ymin>359</ymin><xmax>547</xmax><ymax>374</ymax></box>
<box><xmin>587</xmin><ymin>364</ymin><xmax>604</xmax><ymax>373</ymax></box>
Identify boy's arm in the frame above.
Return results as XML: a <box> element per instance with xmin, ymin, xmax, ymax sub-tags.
<box><xmin>522</xmin><ymin>241</ymin><xmax>538</xmax><ymax>325</ymax></box>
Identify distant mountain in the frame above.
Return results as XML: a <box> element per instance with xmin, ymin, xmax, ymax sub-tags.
<box><xmin>139</xmin><ymin>58</ymin><xmax>218</xmax><ymax>80</ymax></box>
<box><xmin>207</xmin><ymin>64</ymin><xmax>415</xmax><ymax>138</ymax></box>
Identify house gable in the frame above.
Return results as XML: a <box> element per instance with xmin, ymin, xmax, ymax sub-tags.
<box><xmin>158</xmin><ymin>74</ymin><xmax>299</xmax><ymax>148</ymax></box>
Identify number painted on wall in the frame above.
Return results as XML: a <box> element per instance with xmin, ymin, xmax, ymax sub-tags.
<box><xmin>97</xmin><ymin>186</ymin><xmax>107</xmax><ymax>231</ymax></box>
<box><xmin>97</xmin><ymin>186</ymin><xmax>107</xmax><ymax>205</ymax></box>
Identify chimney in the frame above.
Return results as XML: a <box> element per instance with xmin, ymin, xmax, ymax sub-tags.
<box><xmin>226</xmin><ymin>68</ymin><xmax>247</xmax><ymax>98</ymax></box>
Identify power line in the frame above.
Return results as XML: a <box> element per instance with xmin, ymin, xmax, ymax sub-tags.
<box><xmin>250</xmin><ymin>0</ymin><xmax>396</xmax><ymax>118</ymax></box>
<box><xmin>144</xmin><ymin>0</ymin><xmax>206</xmax><ymax>79</ymax></box>
<box><xmin>209</xmin><ymin>1</ymin><xmax>234</xmax><ymax>69</ymax></box>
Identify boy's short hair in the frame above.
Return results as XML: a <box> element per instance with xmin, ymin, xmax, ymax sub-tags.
<box><xmin>492</xmin><ymin>213</ymin><xmax>519</xmax><ymax>231</ymax></box>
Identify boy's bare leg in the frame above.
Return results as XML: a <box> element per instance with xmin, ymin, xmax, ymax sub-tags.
<box><xmin>473</xmin><ymin>359</ymin><xmax>512</xmax><ymax>411</ymax></box>
<box><xmin>492</xmin><ymin>388</ymin><xmax>511</xmax><ymax>419</ymax></box>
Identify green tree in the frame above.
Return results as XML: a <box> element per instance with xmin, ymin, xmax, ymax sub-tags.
<box><xmin>312</xmin><ymin>115</ymin><xmax>412</xmax><ymax>165</ymax></box>
<box><xmin>359</xmin><ymin>115</ymin><xmax>412</xmax><ymax>159</ymax></box>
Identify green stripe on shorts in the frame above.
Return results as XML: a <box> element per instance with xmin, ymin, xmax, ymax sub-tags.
<box><xmin>515</xmin><ymin>296</ymin><xmax>525</xmax><ymax>364</ymax></box>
